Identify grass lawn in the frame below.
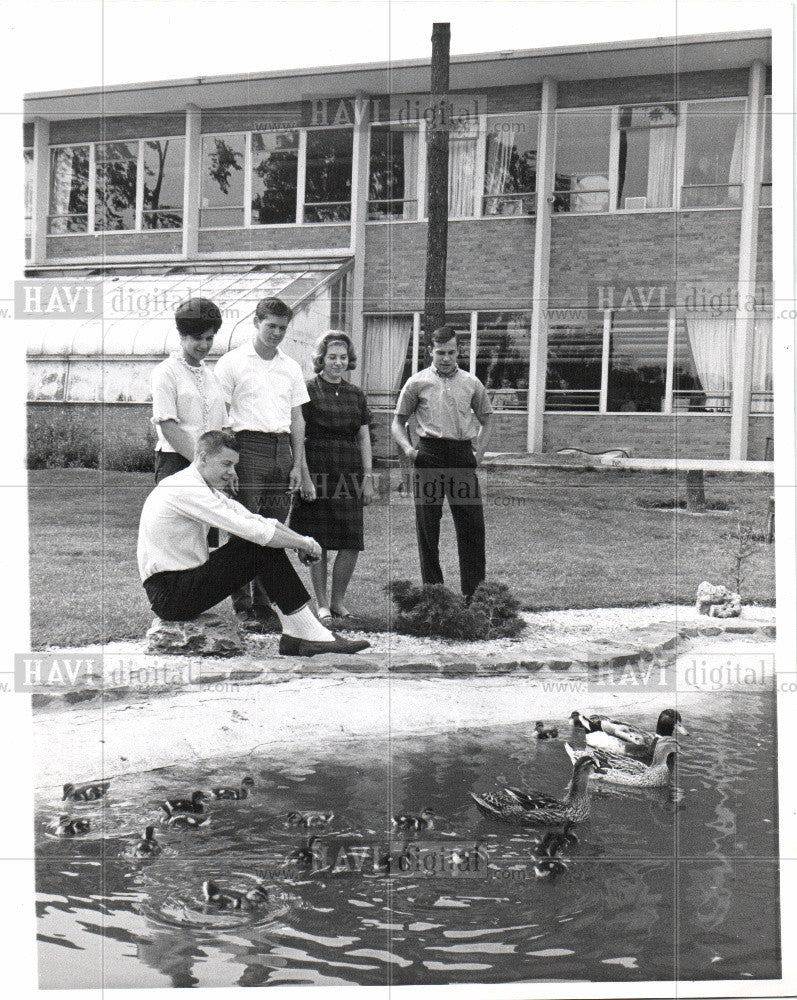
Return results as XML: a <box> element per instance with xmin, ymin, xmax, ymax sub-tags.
<box><xmin>28</xmin><ymin>466</ymin><xmax>776</xmax><ymax>648</ymax></box>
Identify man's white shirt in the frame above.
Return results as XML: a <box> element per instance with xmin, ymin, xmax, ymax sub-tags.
<box><xmin>213</xmin><ymin>343</ymin><xmax>309</xmax><ymax>433</ymax></box>
<box><xmin>137</xmin><ymin>464</ymin><xmax>278</xmax><ymax>580</ymax></box>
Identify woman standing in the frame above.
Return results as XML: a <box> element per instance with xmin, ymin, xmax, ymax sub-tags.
<box><xmin>291</xmin><ymin>331</ymin><xmax>374</xmax><ymax>620</ymax></box>
<box><xmin>151</xmin><ymin>297</ymin><xmax>230</xmax><ymax>482</ymax></box>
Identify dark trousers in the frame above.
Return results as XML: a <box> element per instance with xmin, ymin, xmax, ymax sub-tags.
<box><xmin>412</xmin><ymin>438</ymin><xmax>486</xmax><ymax>599</ymax></box>
<box><xmin>232</xmin><ymin>431</ymin><xmax>293</xmax><ymax>613</ymax></box>
<box><xmin>143</xmin><ymin>536</ymin><xmax>310</xmax><ymax>622</ymax></box>
<box><xmin>154</xmin><ymin>450</ymin><xmax>190</xmax><ymax>483</ymax></box>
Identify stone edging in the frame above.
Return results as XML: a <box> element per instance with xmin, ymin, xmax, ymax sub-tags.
<box><xmin>29</xmin><ymin>620</ymin><xmax>776</xmax><ymax>712</ymax></box>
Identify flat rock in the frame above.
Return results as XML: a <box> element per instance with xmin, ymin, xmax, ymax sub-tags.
<box><xmin>146</xmin><ymin>613</ymin><xmax>243</xmax><ymax>657</ymax></box>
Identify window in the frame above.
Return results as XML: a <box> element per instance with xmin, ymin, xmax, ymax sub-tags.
<box><xmin>475</xmin><ymin>312</ymin><xmax>531</xmax><ymax>408</ymax></box>
<box><xmin>143</xmin><ymin>138</ymin><xmax>185</xmax><ymax>229</ymax></box>
<box><xmin>363</xmin><ymin>314</ymin><xmax>414</xmax><ymax>406</ymax></box>
<box><xmin>251</xmin><ymin>130</ymin><xmax>299</xmax><ymax>225</ymax></box>
<box><xmin>545</xmin><ymin>314</ymin><xmax>603</xmax><ymax>409</ymax></box>
<box><xmin>305</xmin><ymin>128</ymin><xmax>352</xmax><ymax>222</ymax></box>
<box><xmin>676</xmin><ymin>315</ymin><xmax>733</xmax><ymax>412</ymax></box>
<box><xmin>607</xmin><ymin>310</ymin><xmax>669</xmax><ymax>411</ymax></box>
<box><xmin>24</xmin><ymin>148</ymin><xmax>33</xmax><ymax>237</ymax></box>
<box><xmin>48</xmin><ymin>137</ymin><xmax>185</xmax><ymax>235</ymax></box>
<box><xmin>483</xmin><ymin>113</ymin><xmax>538</xmax><ymax>216</ymax></box>
<box><xmin>554</xmin><ymin>110</ymin><xmax>611</xmax><ymax>213</ymax></box>
<box><xmin>95</xmin><ymin>140</ymin><xmax>138</xmax><ymax>231</ymax></box>
<box><xmin>368</xmin><ymin>122</ymin><xmax>420</xmax><ymax>220</ymax></box>
<box><xmin>617</xmin><ymin>104</ymin><xmax>677</xmax><ymax>210</ymax></box>
<box><xmin>761</xmin><ymin>96</ymin><xmax>772</xmax><ymax>206</ymax></box>
<box><xmin>682</xmin><ymin>100</ymin><xmax>744</xmax><ymax>208</ymax></box>
<box><xmin>448</xmin><ymin>119</ymin><xmax>479</xmax><ymax>217</ymax></box>
<box><xmin>49</xmin><ymin>144</ymin><xmax>90</xmax><ymax>233</ymax></box>
<box><xmin>201</xmin><ymin>133</ymin><xmax>245</xmax><ymax>228</ymax></box>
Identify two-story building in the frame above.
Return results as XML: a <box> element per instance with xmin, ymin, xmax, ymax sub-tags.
<box><xmin>24</xmin><ymin>30</ymin><xmax>773</xmax><ymax>461</ymax></box>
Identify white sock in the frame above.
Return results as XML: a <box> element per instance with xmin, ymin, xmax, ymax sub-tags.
<box><xmin>276</xmin><ymin>603</ymin><xmax>334</xmax><ymax>641</ymax></box>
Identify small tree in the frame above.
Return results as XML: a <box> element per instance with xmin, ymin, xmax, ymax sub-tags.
<box><xmin>728</xmin><ymin>514</ymin><xmax>757</xmax><ymax>597</ymax></box>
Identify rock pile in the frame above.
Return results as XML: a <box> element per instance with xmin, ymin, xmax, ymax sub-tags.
<box><xmin>695</xmin><ymin>581</ymin><xmax>742</xmax><ymax>618</ymax></box>
<box><xmin>146</xmin><ymin>613</ymin><xmax>243</xmax><ymax>656</ymax></box>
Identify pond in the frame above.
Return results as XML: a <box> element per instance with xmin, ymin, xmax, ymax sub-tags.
<box><xmin>35</xmin><ymin>687</ymin><xmax>779</xmax><ymax>988</ymax></box>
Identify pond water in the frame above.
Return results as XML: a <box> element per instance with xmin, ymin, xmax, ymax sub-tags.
<box><xmin>36</xmin><ymin>689</ymin><xmax>780</xmax><ymax>988</ymax></box>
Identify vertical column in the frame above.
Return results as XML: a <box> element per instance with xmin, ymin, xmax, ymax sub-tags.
<box><xmin>729</xmin><ymin>60</ymin><xmax>766</xmax><ymax>460</ymax></box>
<box><xmin>526</xmin><ymin>77</ymin><xmax>558</xmax><ymax>452</ymax></box>
<box><xmin>30</xmin><ymin>116</ymin><xmax>50</xmax><ymax>265</ymax></box>
<box><xmin>349</xmin><ymin>92</ymin><xmax>371</xmax><ymax>386</ymax></box>
<box><xmin>182</xmin><ymin>103</ymin><xmax>201</xmax><ymax>259</ymax></box>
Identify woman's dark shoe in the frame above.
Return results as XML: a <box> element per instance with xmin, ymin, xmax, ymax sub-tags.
<box><xmin>278</xmin><ymin>633</ymin><xmax>370</xmax><ymax>657</ymax></box>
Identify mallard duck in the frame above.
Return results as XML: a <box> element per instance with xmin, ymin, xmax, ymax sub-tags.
<box><xmin>161</xmin><ymin>790</ymin><xmax>207</xmax><ymax>816</ymax></box>
<box><xmin>52</xmin><ymin>814</ymin><xmax>91</xmax><ymax>837</ymax></box>
<box><xmin>571</xmin><ymin>708</ymin><xmax>687</xmax><ymax>760</ymax></box>
<box><xmin>133</xmin><ymin>826</ymin><xmax>161</xmax><ymax>857</ymax></box>
<box><xmin>470</xmin><ymin>755</ymin><xmax>597</xmax><ymax>828</ymax></box>
<box><xmin>285</xmin><ymin>810</ymin><xmax>334</xmax><ymax>829</ymax></box>
<box><xmin>164</xmin><ymin>813</ymin><xmax>209</xmax><ymax>830</ymax></box>
<box><xmin>535</xmin><ymin>722</ymin><xmax>559</xmax><ymax>740</ymax></box>
<box><xmin>212</xmin><ymin>777</ymin><xmax>255</xmax><ymax>800</ymax></box>
<box><xmin>62</xmin><ymin>780</ymin><xmax>109</xmax><ymax>802</ymax></box>
<box><xmin>392</xmin><ymin>809</ymin><xmax>435</xmax><ymax>831</ymax></box>
<box><xmin>565</xmin><ymin>737</ymin><xmax>679</xmax><ymax>787</ymax></box>
<box><xmin>202</xmin><ymin>879</ymin><xmax>269</xmax><ymax>911</ymax></box>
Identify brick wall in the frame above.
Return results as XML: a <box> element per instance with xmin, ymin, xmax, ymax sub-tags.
<box><xmin>364</xmin><ymin>219</ymin><xmax>536</xmax><ymax>311</ymax></box>
<box><xmin>197</xmin><ymin>226</ymin><xmax>350</xmax><ymax>254</ymax></box>
<box><xmin>47</xmin><ymin>232</ymin><xmax>182</xmax><ymax>258</ymax></box>
<box><xmin>542</xmin><ymin>412</ymin><xmax>772</xmax><ymax>460</ymax></box>
<box><xmin>50</xmin><ymin>112</ymin><xmax>187</xmax><ymax>145</ymax></box>
<box><xmin>558</xmin><ymin>68</ymin><xmax>754</xmax><ymax>108</ymax></box>
<box><xmin>549</xmin><ymin>210</ymin><xmax>741</xmax><ymax>305</ymax></box>
<box><xmin>202</xmin><ymin>103</ymin><xmax>304</xmax><ymax>133</ymax></box>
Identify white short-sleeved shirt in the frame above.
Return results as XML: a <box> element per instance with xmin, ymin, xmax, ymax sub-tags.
<box><xmin>213</xmin><ymin>343</ymin><xmax>310</xmax><ymax>434</ymax></box>
<box><xmin>150</xmin><ymin>354</ymin><xmax>228</xmax><ymax>453</ymax></box>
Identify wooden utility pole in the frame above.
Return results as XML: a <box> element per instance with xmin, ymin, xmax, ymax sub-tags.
<box><xmin>423</xmin><ymin>22</ymin><xmax>450</xmax><ymax>342</ymax></box>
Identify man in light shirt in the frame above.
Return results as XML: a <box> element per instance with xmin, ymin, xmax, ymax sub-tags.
<box><xmin>214</xmin><ymin>297</ymin><xmax>313</xmax><ymax>632</ymax></box>
<box><xmin>137</xmin><ymin>429</ymin><xmax>369</xmax><ymax>657</ymax></box>
<box><xmin>392</xmin><ymin>326</ymin><xmax>493</xmax><ymax>600</ymax></box>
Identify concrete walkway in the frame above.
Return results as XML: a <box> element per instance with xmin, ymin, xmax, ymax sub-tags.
<box><xmin>32</xmin><ymin>606</ymin><xmax>776</xmax><ymax>790</ymax></box>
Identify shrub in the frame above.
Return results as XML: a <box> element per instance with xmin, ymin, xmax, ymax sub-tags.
<box><xmin>386</xmin><ymin>579</ymin><xmax>525</xmax><ymax>640</ymax></box>
<box><xmin>28</xmin><ymin>415</ymin><xmax>156</xmax><ymax>472</ymax></box>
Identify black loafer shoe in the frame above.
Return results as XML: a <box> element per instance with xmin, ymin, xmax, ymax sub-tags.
<box><xmin>278</xmin><ymin>632</ymin><xmax>370</xmax><ymax>657</ymax></box>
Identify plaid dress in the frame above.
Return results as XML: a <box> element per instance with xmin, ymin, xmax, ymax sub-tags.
<box><xmin>290</xmin><ymin>375</ymin><xmax>372</xmax><ymax>551</ymax></box>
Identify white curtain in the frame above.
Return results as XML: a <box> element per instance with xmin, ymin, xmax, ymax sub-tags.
<box><xmin>364</xmin><ymin>316</ymin><xmax>413</xmax><ymax>400</ymax></box>
<box><xmin>751</xmin><ymin>317</ymin><xmax>773</xmax><ymax>413</ymax></box>
<box><xmin>483</xmin><ymin>131</ymin><xmax>513</xmax><ymax>214</ymax></box>
<box><xmin>402</xmin><ymin>130</ymin><xmax>419</xmax><ymax>220</ymax></box>
<box><xmin>448</xmin><ymin>137</ymin><xmax>477</xmax><ymax>216</ymax></box>
<box><xmin>646</xmin><ymin>128</ymin><xmax>676</xmax><ymax>207</ymax></box>
<box><xmin>727</xmin><ymin>122</ymin><xmax>744</xmax><ymax>205</ymax></box>
<box><xmin>685</xmin><ymin>316</ymin><xmax>735</xmax><ymax>409</ymax></box>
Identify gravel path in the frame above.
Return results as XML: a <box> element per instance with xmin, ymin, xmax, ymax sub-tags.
<box><xmin>352</xmin><ymin>603</ymin><xmax>776</xmax><ymax>658</ymax></box>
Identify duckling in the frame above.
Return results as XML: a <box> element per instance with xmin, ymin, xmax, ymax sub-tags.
<box><xmin>160</xmin><ymin>790</ymin><xmax>207</xmax><ymax>816</ymax></box>
<box><xmin>164</xmin><ymin>813</ymin><xmax>210</xmax><ymax>830</ymax></box>
<box><xmin>211</xmin><ymin>776</ymin><xmax>255</xmax><ymax>800</ymax></box>
<box><xmin>286</xmin><ymin>836</ymin><xmax>320</xmax><ymax>870</ymax></box>
<box><xmin>535</xmin><ymin>721</ymin><xmax>559</xmax><ymax>740</ymax></box>
<box><xmin>201</xmin><ymin>879</ymin><xmax>269</xmax><ymax>911</ymax></box>
<box><xmin>470</xmin><ymin>755</ymin><xmax>597</xmax><ymax>828</ymax></box>
<box><xmin>133</xmin><ymin>826</ymin><xmax>161</xmax><ymax>857</ymax></box>
<box><xmin>51</xmin><ymin>814</ymin><xmax>91</xmax><ymax>837</ymax></box>
<box><xmin>533</xmin><ymin>822</ymin><xmax>578</xmax><ymax>856</ymax></box>
<box><xmin>450</xmin><ymin>842</ymin><xmax>488</xmax><ymax>870</ymax></box>
<box><xmin>62</xmin><ymin>780</ymin><xmax>110</xmax><ymax>802</ymax></box>
<box><xmin>533</xmin><ymin>856</ymin><xmax>570</xmax><ymax>879</ymax></box>
<box><xmin>391</xmin><ymin>808</ymin><xmax>435</xmax><ymax>831</ymax></box>
<box><xmin>565</xmin><ymin>736</ymin><xmax>679</xmax><ymax>787</ymax></box>
<box><xmin>285</xmin><ymin>810</ymin><xmax>335</xmax><ymax>829</ymax></box>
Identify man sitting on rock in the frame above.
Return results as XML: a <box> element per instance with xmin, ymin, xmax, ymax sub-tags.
<box><xmin>137</xmin><ymin>429</ymin><xmax>369</xmax><ymax>657</ymax></box>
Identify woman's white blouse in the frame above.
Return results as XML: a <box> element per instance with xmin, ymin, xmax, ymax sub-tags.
<box><xmin>150</xmin><ymin>354</ymin><xmax>229</xmax><ymax>453</ymax></box>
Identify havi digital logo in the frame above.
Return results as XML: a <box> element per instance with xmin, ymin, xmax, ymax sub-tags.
<box><xmin>15</xmin><ymin>280</ymin><xmax>103</xmax><ymax>319</ymax></box>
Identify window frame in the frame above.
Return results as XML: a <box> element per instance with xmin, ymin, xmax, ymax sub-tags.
<box><xmin>553</xmin><ymin>97</ymin><xmax>752</xmax><ymax>218</ymax></box>
<box><xmin>366</xmin><ymin>119</ymin><xmax>425</xmax><ymax>223</ymax></box>
<box><xmin>48</xmin><ymin>135</ymin><xmax>185</xmax><ymax>236</ymax></box>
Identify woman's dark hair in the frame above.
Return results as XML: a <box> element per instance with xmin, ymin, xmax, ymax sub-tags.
<box><xmin>312</xmin><ymin>330</ymin><xmax>357</xmax><ymax>374</ymax></box>
<box><xmin>174</xmin><ymin>297</ymin><xmax>223</xmax><ymax>337</ymax></box>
